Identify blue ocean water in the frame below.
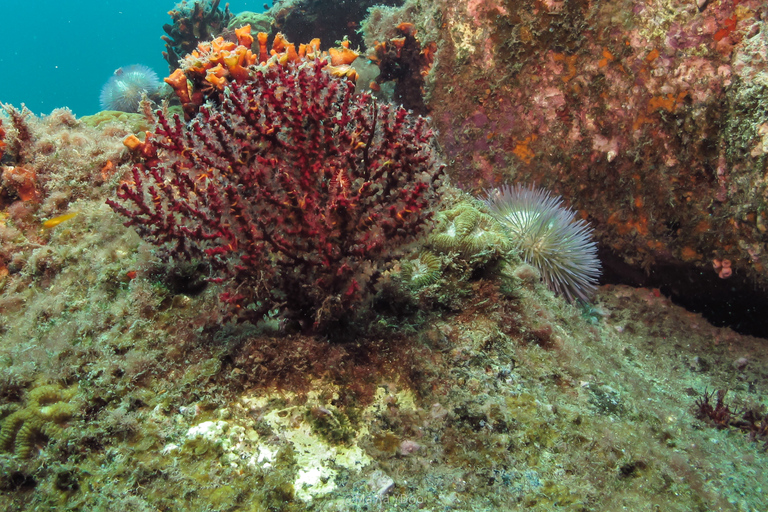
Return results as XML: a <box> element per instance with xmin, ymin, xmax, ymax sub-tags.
<box><xmin>0</xmin><ymin>1</ymin><xmax>266</xmax><ymax>117</ymax></box>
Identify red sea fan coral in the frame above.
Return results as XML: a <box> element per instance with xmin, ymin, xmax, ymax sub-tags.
<box><xmin>0</xmin><ymin>118</ymin><xmax>5</xmax><ymax>161</ymax></box>
<box><xmin>108</xmin><ymin>58</ymin><xmax>444</xmax><ymax>331</ymax></box>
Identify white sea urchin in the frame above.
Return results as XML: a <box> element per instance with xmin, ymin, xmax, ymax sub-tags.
<box><xmin>480</xmin><ymin>184</ymin><xmax>601</xmax><ymax>302</ymax></box>
<box><xmin>99</xmin><ymin>64</ymin><xmax>161</xmax><ymax>112</ymax></box>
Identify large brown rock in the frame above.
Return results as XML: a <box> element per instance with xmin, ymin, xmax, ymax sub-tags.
<box><xmin>378</xmin><ymin>0</ymin><xmax>767</xmax><ymax>298</ymax></box>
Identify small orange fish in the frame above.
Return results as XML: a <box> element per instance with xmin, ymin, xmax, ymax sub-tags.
<box><xmin>42</xmin><ymin>212</ymin><xmax>78</xmax><ymax>229</ymax></box>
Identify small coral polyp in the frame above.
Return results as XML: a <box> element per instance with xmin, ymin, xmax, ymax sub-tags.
<box><xmin>429</xmin><ymin>202</ymin><xmax>509</xmax><ymax>258</ymax></box>
<box><xmin>429</xmin><ymin>203</ymin><xmax>478</xmax><ymax>253</ymax></box>
<box><xmin>401</xmin><ymin>251</ymin><xmax>442</xmax><ymax>288</ymax></box>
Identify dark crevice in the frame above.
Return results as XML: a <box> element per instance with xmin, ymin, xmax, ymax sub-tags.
<box><xmin>272</xmin><ymin>0</ymin><xmax>404</xmax><ymax>51</ymax></box>
<box><xmin>599</xmin><ymin>247</ymin><xmax>768</xmax><ymax>339</ymax></box>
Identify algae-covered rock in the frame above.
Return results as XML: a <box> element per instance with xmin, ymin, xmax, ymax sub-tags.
<box><xmin>79</xmin><ymin>110</ymin><xmax>150</xmax><ymax>133</ymax></box>
<box><xmin>227</xmin><ymin>11</ymin><xmax>274</xmax><ymax>34</ymax></box>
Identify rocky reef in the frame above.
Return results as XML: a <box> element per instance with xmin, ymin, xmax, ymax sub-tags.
<box><xmin>361</xmin><ymin>0</ymin><xmax>768</xmax><ymax>335</ymax></box>
<box><xmin>0</xmin><ymin>106</ymin><xmax>766</xmax><ymax>510</ymax></box>
<box><xmin>0</xmin><ymin>0</ymin><xmax>767</xmax><ymax>510</ymax></box>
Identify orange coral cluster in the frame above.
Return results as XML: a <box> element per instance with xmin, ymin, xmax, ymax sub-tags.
<box><xmin>122</xmin><ymin>134</ymin><xmax>159</xmax><ymax>167</ymax></box>
<box><xmin>367</xmin><ymin>23</ymin><xmax>436</xmax><ymax>114</ymax></box>
<box><xmin>164</xmin><ymin>24</ymin><xmax>360</xmax><ymax>119</ymax></box>
<box><xmin>368</xmin><ymin>23</ymin><xmax>436</xmax><ymax>79</ymax></box>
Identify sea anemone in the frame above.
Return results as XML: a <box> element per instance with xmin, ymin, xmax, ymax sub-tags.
<box><xmin>480</xmin><ymin>184</ymin><xmax>601</xmax><ymax>302</ymax></box>
<box><xmin>428</xmin><ymin>202</ymin><xmax>511</xmax><ymax>273</ymax></box>
<box><xmin>400</xmin><ymin>251</ymin><xmax>442</xmax><ymax>287</ymax></box>
<box><xmin>99</xmin><ymin>65</ymin><xmax>161</xmax><ymax>112</ymax></box>
<box><xmin>460</xmin><ymin>213</ymin><xmax>510</xmax><ymax>256</ymax></box>
<box><xmin>428</xmin><ymin>204</ymin><xmax>478</xmax><ymax>253</ymax></box>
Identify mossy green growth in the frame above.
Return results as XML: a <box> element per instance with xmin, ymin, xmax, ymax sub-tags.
<box><xmin>203</xmin><ymin>485</ymin><xmax>241</xmax><ymax>509</ymax></box>
<box><xmin>79</xmin><ymin>110</ymin><xmax>150</xmax><ymax>133</ymax></box>
<box><xmin>227</xmin><ymin>11</ymin><xmax>274</xmax><ymax>33</ymax></box>
<box><xmin>540</xmin><ymin>480</ymin><xmax>585</xmax><ymax>508</ymax></box>
<box><xmin>0</xmin><ymin>383</ymin><xmax>78</xmax><ymax>458</ymax></box>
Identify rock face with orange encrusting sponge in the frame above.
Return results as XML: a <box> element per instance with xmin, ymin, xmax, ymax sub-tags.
<box><xmin>362</xmin><ymin>0</ymin><xmax>768</xmax><ymax>327</ymax></box>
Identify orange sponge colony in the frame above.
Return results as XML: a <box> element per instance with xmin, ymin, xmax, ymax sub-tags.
<box><xmin>165</xmin><ymin>25</ymin><xmax>360</xmax><ymax>119</ymax></box>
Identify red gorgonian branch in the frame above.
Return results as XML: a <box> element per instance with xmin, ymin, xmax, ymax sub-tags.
<box><xmin>108</xmin><ymin>58</ymin><xmax>444</xmax><ymax>331</ymax></box>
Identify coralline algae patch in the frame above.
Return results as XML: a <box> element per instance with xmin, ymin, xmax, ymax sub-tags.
<box><xmin>162</xmin><ymin>386</ymin><xmax>417</xmax><ymax>503</ymax></box>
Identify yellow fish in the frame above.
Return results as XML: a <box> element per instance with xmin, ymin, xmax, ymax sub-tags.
<box><xmin>42</xmin><ymin>212</ymin><xmax>78</xmax><ymax>229</ymax></box>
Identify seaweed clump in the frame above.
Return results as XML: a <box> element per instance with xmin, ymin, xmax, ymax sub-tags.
<box><xmin>696</xmin><ymin>389</ymin><xmax>768</xmax><ymax>450</ymax></box>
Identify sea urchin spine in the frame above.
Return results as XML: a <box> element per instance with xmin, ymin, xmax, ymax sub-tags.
<box><xmin>481</xmin><ymin>184</ymin><xmax>601</xmax><ymax>303</ymax></box>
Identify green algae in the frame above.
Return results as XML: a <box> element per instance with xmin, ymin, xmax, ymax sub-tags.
<box><xmin>79</xmin><ymin>111</ymin><xmax>150</xmax><ymax>133</ymax></box>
